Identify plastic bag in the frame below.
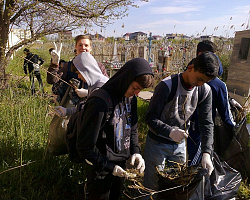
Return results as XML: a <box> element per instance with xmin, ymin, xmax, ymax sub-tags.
<box><xmin>204</xmin><ymin>152</ymin><xmax>242</xmax><ymax>200</ymax></box>
<box><xmin>47</xmin><ymin>82</ymin><xmax>79</xmax><ymax>156</ymax></box>
<box><xmin>214</xmin><ymin>108</ymin><xmax>250</xmax><ymax>180</ymax></box>
<box><xmin>123</xmin><ymin>165</ymin><xmax>207</xmax><ymax>200</ymax></box>
<box><xmin>157</xmin><ymin>166</ymin><xmax>207</xmax><ymax>200</ymax></box>
<box><xmin>189</xmin><ymin>152</ymin><xmax>242</xmax><ymax>200</ymax></box>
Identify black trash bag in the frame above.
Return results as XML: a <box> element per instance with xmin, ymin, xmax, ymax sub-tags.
<box><xmin>204</xmin><ymin>152</ymin><xmax>242</xmax><ymax>200</ymax></box>
<box><xmin>157</xmin><ymin>165</ymin><xmax>207</xmax><ymax>200</ymax></box>
<box><xmin>214</xmin><ymin>106</ymin><xmax>250</xmax><ymax>181</ymax></box>
<box><xmin>123</xmin><ymin>166</ymin><xmax>207</xmax><ymax>200</ymax></box>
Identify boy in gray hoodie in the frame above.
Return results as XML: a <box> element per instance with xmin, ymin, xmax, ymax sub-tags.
<box><xmin>54</xmin><ymin>52</ymin><xmax>109</xmax><ymax>117</ymax></box>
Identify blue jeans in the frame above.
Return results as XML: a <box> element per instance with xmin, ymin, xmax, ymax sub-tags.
<box><xmin>143</xmin><ymin>135</ymin><xmax>186</xmax><ymax>199</ymax></box>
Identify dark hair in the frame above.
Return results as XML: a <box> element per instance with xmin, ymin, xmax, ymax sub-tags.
<box><xmin>196</xmin><ymin>40</ymin><xmax>217</xmax><ymax>56</ymax></box>
<box><xmin>59</xmin><ymin>59</ymin><xmax>66</xmax><ymax>66</ymax></box>
<box><xmin>74</xmin><ymin>35</ymin><xmax>92</xmax><ymax>45</ymax></box>
<box><xmin>23</xmin><ymin>48</ymin><xmax>30</xmax><ymax>53</ymax></box>
<box><xmin>49</xmin><ymin>48</ymin><xmax>55</xmax><ymax>53</ymax></box>
<box><xmin>71</xmin><ymin>63</ymin><xmax>78</xmax><ymax>73</ymax></box>
<box><xmin>192</xmin><ymin>51</ymin><xmax>219</xmax><ymax>79</ymax></box>
<box><xmin>134</xmin><ymin>74</ymin><xmax>154</xmax><ymax>88</ymax></box>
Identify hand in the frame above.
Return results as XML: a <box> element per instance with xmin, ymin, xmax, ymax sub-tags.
<box><xmin>202</xmin><ymin>153</ymin><xmax>214</xmax><ymax>176</ymax></box>
<box><xmin>169</xmin><ymin>128</ymin><xmax>188</xmax><ymax>143</ymax></box>
<box><xmin>130</xmin><ymin>154</ymin><xmax>145</xmax><ymax>174</ymax></box>
<box><xmin>34</xmin><ymin>63</ymin><xmax>40</xmax><ymax>69</ymax></box>
<box><xmin>230</xmin><ymin>99</ymin><xmax>242</xmax><ymax>110</ymax></box>
<box><xmin>112</xmin><ymin>165</ymin><xmax>127</xmax><ymax>178</ymax></box>
<box><xmin>54</xmin><ymin>106</ymin><xmax>67</xmax><ymax>117</ymax></box>
<box><xmin>75</xmin><ymin>88</ymin><xmax>88</xmax><ymax>98</ymax></box>
<box><xmin>33</xmin><ymin>64</ymin><xmax>40</xmax><ymax>71</ymax></box>
<box><xmin>51</xmin><ymin>42</ymin><xmax>62</xmax><ymax>65</ymax></box>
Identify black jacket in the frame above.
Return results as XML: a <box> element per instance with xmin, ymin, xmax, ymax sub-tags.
<box><xmin>76</xmin><ymin>58</ymin><xmax>153</xmax><ymax>172</ymax></box>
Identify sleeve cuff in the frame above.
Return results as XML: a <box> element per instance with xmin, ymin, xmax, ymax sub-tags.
<box><xmin>105</xmin><ymin>162</ymin><xmax>116</xmax><ymax>172</ymax></box>
<box><xmin>66</xmin><ymin>107</ymin><xmax>77</xmax><ymax>116</ymax></box>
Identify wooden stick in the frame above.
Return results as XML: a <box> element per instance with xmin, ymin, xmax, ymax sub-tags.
<box><xmin>0</xmin><ymin>161</ymin><xmax>36</xmax><ymax>175</ymax></box>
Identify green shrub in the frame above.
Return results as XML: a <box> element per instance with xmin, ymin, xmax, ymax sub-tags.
<box><xmin>137</xmin><ymin>98</ymin><xmax>149</xmax><ymax>154</ymax></box>
<box><xmin>218</xmin><ymin>54</ymin><xmax>231</xmax><ymax>82</ymax></box>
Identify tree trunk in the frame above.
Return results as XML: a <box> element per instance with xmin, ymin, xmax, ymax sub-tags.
<box><xmin>0</xmin><ymin>49</ymin><xmax>12</xmax><ymax>89</ymax></box>
<box><xmin>0</xmin><ymin>31</ymin><xmax>9</xmax><ymax>88</ymax></box>
<box><xmin>0</xmin><ymin>0</ymin><xmax>11</xmax><ymax>88</ymax></box>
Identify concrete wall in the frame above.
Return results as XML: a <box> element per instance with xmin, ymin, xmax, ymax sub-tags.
<box><xmin>227</xmin><ymin>30</ymin><xmax>250</xmax><ymax>106</ymax></box>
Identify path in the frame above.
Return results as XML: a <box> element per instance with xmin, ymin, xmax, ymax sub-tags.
<box><xmin>138</xmin><ymin>90</ymin><xmax>153</xmax><ymax>102</ymax></box>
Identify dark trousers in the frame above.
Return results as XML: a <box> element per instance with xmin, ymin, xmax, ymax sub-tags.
<box><xmin>84</xmin><ymin>164</ymin><xmax>125</xmax><ymax>200</ymax></box>
<box><xmin>29</xmin><ymin>71</ymin><xmax>44</xmax><ymax>95</ymax></box>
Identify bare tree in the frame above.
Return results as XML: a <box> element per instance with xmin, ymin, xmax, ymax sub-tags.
<box><xmin>0</xmin><ymin>0</ymin><xmax>147</xmax><ymax>84</ymax></box>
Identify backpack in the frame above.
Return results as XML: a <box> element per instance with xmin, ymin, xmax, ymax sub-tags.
<box><xmin>52</xmin><ymin>61</ymin><xmax>83</xmax><ymax>103</ymax></box>
<box><xmin>65</xmin><ymin>88</ymin><xmax>113</xmax><ymax>163</ymax></box>
<box><xmin>167</xmin><ymin>74</ymin><xmax>205</xmax><ymax>103</ymax></box>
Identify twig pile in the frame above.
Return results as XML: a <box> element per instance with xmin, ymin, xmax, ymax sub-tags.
<box><xmin>123</xmin><ymin>163</ymin><xmax>207</xmax><ymax>200</ymax></box>
<box><xmin>157</xmin><ymin>162</ymin><xmax>202</xmax><ymax>186</ymax></box>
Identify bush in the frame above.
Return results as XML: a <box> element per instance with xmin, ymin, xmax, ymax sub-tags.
<box><xmin>218</xmin><ymin>54</ymin><xmax>231</xmax><ymax>82</ymax></box>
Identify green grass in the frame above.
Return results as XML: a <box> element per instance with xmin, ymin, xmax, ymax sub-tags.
<box><xmin>0</xmin><ymin>86</ymin><xmax>87</xmax><ymax>199</ymax></box>
<box><xmin>238</xmin><ymin>181</ymin><xmax>250</xmax><ymax>199</ymax></box>
<box><xmin>137</xmin><ymin>98</ymin><xmax>149</xmax><ymax>154</ymax></box>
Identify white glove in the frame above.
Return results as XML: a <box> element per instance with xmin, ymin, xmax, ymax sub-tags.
<box><xmin>54</xmin><ymin>106</ymin><xmax>67</xmax><ymax>117</ymax></box>
<box><xmin>51</xmin><ymin>42</ymin><xmax>62</xmax><ymax>65</ymax></box>
<box><xmin>130</xmin><ymin>154</ymin><xmax>145</xmax><ymax>174</ymax></box>
<box><xmin>33</xmin><ymin>64</ymin><xmax>40</xmax><ymax>71</ymax></box>
<box><xmin>230</xmin><ymin>99</ymin><xmax>242</xmax><ymax>109</ymax></box>
<box><xmin>112</xmin><ymin>165</ymin><xmax>127</xmax><ymax>178</ymax></box>
<box><xmin>75</xmin><ymin>88</ymin><xmax>88</xmax><ymax>98</ymax></box>
<box><xmin>169</xmin><ymin>128</ymin><xmax>188</xmax><ymax>143</ymax></box>
<box><xmin>201</xmin><ymin>153</ymin><xmax>214</xmax><ymax>176</ymax></box>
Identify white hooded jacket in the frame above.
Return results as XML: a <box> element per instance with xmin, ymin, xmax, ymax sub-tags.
<box><xmin>73</xmin><ymin>52</ymin><xmax>109</xmax><ymax>95</ymax></box>
<box><xmin>63</xmin><ymin>52</ymin><xmax>109</xmax><ymax>116</ymax></box>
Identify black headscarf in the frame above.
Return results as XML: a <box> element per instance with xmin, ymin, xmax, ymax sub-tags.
<box><xmin>102</xmin><ymin>58</ymin><xmax>153</xmax><ymax>102</ymax></box>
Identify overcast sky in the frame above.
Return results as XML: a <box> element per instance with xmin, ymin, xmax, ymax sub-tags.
<box><xmin>73</xmin><ymin>0</ymin><xmax>250</xmax><ymax>38</ymax></box>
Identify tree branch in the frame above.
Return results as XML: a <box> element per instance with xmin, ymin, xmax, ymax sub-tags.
<box><xmin>10</xmin><ymin>2</ymin><xmax>38</xmax><ymax>23</ymax></box>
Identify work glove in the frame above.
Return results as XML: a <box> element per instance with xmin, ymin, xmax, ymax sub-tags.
<box><xmin>130</xmin><ymin>154</ymin><xmax>145</xmax><ymax>174</ymax></box>
<box><xmin>201</xmin><ymin>153</ymin><xmax>214</xmax><ymax>176</ymax></box>
<box><xmin>54</xmin><ymin>106</ymin><xmax>67</xmax><ymax>118</ymax></box>
<box><xmin>51</xmin><ymin>42</ymin><xmax>62</xmax><ymax>65</ymax></box>
<box><xmin>169</xmin><ymin>128</ymin><xmax>188</xmax><ymax>143</ymax></box>
<box><xmin>75</xmin><ymin>88</ymin><xmax>88</xmax><ymax>98</ymax></box>
<box><xmin>112</xmin><ymin>165</ymin><xmax>127</xmax><ymax>178</ymax></box>
<box><xmin>34</xmin><ymin>63</ymin><xmax>40</xmax><ymax>69</ymax></box>
<box><xmin>33</xmin><ymin>63</ymin><xmax>40</xmax><ymax>72</ymax></box>
<box><xmin>230</xmin><ymin>98</ymin><xmax>242</xmax><ymax>110</ymax></box>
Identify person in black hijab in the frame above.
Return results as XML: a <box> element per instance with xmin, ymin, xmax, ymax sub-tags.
<box><xmin>76</xmin><ymin>58</ymin><xmax>154</xmax><ymax>200</ymax></box>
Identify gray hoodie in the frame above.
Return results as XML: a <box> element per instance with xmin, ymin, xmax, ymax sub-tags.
<box><xmin>73</xmin><ymin>52</ymin><xmax>109</xmax><ymax>95</ymax></box>
<box><xmin>65</xmin><ymin>53</ymin><xmax>109</xmax><ymax>116</ymax></box>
